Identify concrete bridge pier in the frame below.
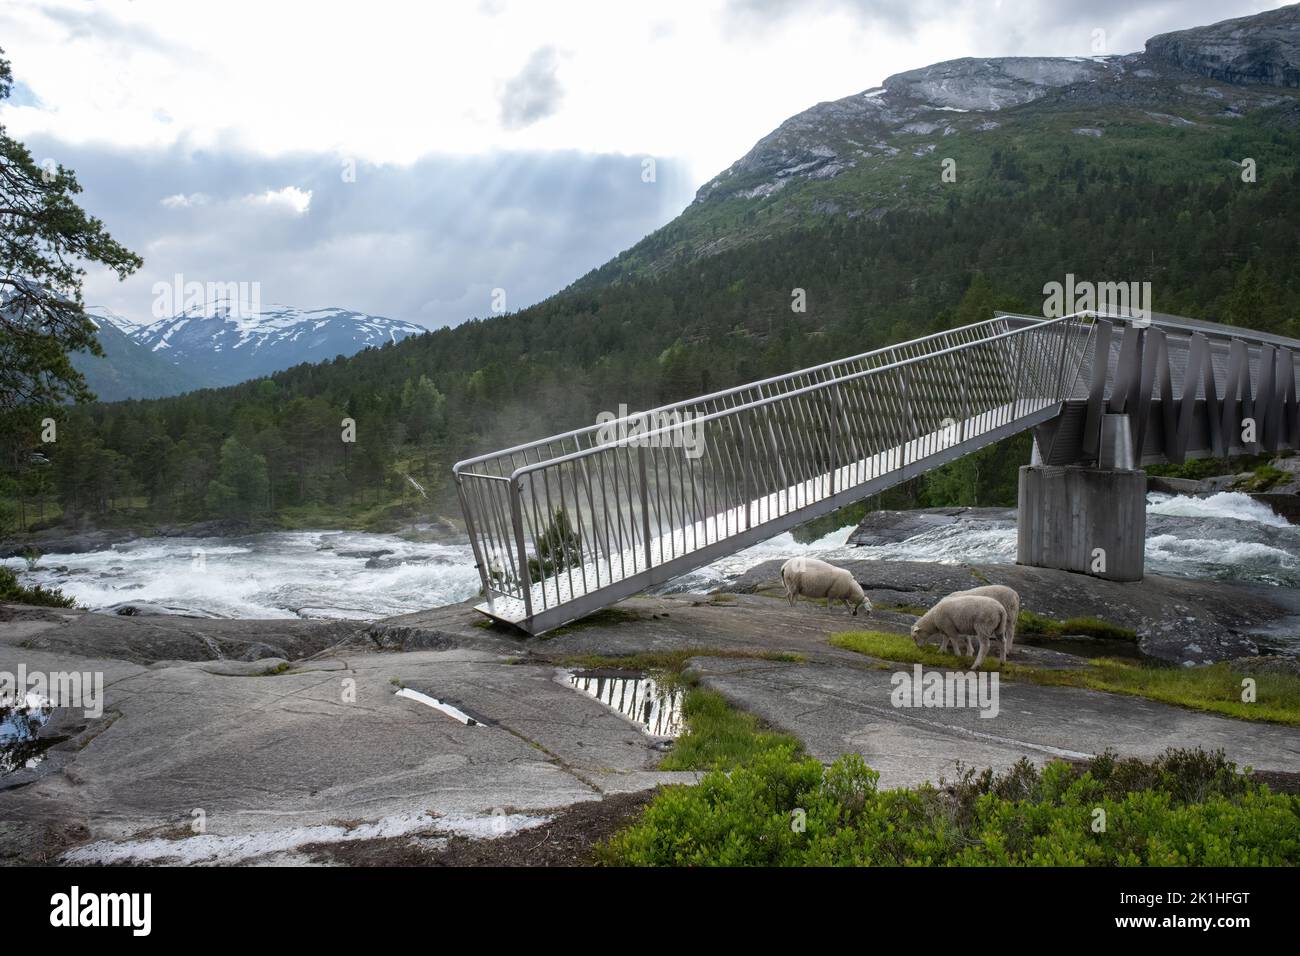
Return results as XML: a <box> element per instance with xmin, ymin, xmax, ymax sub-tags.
<box><xmin>1017</xmin><ymin>415</ymin><xmax>1146</xmax><ymax>582</ymax></box>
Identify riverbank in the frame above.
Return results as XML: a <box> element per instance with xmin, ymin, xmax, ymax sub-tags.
<box><xmin>3</xmin><ymin>552</ymin><xmax>1299</xmax><ymax>866</ymax></box>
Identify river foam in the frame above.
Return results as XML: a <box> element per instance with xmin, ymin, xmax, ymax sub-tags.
<box><xmin>5</xmin><ymin>493</ymin><xmax>1294</xmax><ymax>619</ymax></box>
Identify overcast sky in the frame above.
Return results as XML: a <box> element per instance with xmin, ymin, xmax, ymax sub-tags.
<box><xmin>0</xmin><ymin>0</ymin><xmax>1288</xmax><ymax>328</ymax></box>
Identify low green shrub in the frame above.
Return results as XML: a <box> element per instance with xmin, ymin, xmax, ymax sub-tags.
<box><xmin>600</xmin><ymin>748</ymin><xmax>1300</xmax><ymax>866</ymax></box>
<box><xmin>0</xmin><ymin>566</ymin><xmax>77</xmax><ymax>608</ymax></box>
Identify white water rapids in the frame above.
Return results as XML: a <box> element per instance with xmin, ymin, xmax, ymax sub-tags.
<box><xmin>3</xmin><ymin>492</ymin><xmax>1296</xmax><ymax>620</ymax></box>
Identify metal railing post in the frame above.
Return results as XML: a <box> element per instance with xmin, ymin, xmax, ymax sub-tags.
<box><xmin>457</xmin><ymin>476</ymin><xmax>493</xmax><ymax>612</ymax></box>
<box><xmin>638</xmin><ymin>445</ymin><xmax>653</xmax><ymax>572</ymax></box>
<box><xmin>739</xmin><ymin>416</ymin><xmax>749</xmax><ymax>531</ymax></box>
<box><xmin>960</xmin><ymin>350</ymin><xmax>970</xmax><ymax>442</ymax></box>
<box><xmin>509</xmin><ymin>480</ymin><xmax>534</xmax><ymax>622</ymax></box>
<box><xmin>829</xmin><ymin>389</ymin><xmax>840</xmax><ymax>495</ymax></box>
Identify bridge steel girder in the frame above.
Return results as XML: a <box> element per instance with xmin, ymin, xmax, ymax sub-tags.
<box><xmin>1037</xmin><ymin>318</ymin><xmax>1300</xmax><ymax>467</ymax></box>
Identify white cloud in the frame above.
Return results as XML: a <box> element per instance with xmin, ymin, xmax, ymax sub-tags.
<box><xmin>243</xmin><ymin>186</ymin><xmax>313</xmax><ymax>215</ymax></box>
<box><xmin>160</xmin><ymin>192</ymin><xmax>209</xmax><ymax>209</ymax></box>
<box><xmin>4</xmin><ymin>0</ymin><xmax>1286</xmax><ymax>189</ymax></box>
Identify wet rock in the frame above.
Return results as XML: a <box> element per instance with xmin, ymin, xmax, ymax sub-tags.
<box><xmin>847</xmin><ymin>507</ymin><xmax>1015</xmax><ymax>547</ymax></box>
<box><xmin>1147</xmin><ymin>475</ymin><xmax>1201</xmax><ymax>495</ymax></box>
<box><xmin>0</xmin><ymin>528</ymin><xmax>135</xmax><ymax>559</ymax></box>
<box><xmin>0</xmin><ymin>607</ymin><xmax>363</xmax><ymax>665</ymax></box>
<box><xmin>365</xmin><ymin>623</ymin><xmax>458</xmax><ymax>652</ymax></box>
<box><xmin>1229</xmin><ymin>654</ymin><xmax>1300</xmax><ymax>677</ymax></box>
<box><xmin>335</xmin><ymin>548</ymin><xmax>394</xmax><ymax>560</ymax></box>
<box><xmin>1250</xmin><ymin>493</ymin><xmax>1300</xmax><ymax>524</ymax></box>
<box><xmin>156</xmin><ymin>519</ymin><xmax>254</xmax><ymax>538</ymax></box>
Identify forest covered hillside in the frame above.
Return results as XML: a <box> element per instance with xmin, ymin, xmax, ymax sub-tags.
<box><xmin>4</xmin><ymin>6</ymin><xmax>1300</xmax><ymax>536</ymax></box>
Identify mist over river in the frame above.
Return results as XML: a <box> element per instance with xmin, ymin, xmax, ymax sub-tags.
<box><xmin>4</xmin><ymin>493</ymin><xmax>1297</xmax><ymax>620</ymax></box>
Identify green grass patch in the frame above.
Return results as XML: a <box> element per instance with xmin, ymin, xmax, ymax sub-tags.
<box><xmin>599</xmin><ymin>747</ymin><xmax>1300</xmax><ymax>866</ymax></box>
<box><xmin>658</xmin><ymin>688</ymin><xmax>804</xmax><ymax>772</ymax></box>
<box><xmin>558</xmin><ymin>647</ymin><xmax>805</xmax><ymax>685</ymax></box>
<box><xmin>1242</xmin><ymin>464</ymin><xmax>1289</xmax><ymax>492</ymax></box>
<box><xmin>1053</xmin><ymin>660</ymin><xmax>1300</xmax><ymax>726</ymax></box>
<box><xmin>1147</xmin><ymin>453</ymin><xmax>1277</xmax><ymax>482</ymax></box>
<box><xmin>545</xmin><ymin>607</ymin><xmax>647</xmax><ymax>636</ymax></box>
<box><xmin>1017</xmin><ymin>611</ymin><xmax>1138</xmax><ymax>642</ymax></box>
<box><xmin>830</xmin><ymin>630</ymin><xmax>999</xmax><ymax>670</ymax></box>
<box><xmin>875</xmin><ymin>602</ymin><xmax>927</xmax><ymax>616</ymax></box>
<box><xmin>0</xmin><ymin>566</ymin><xmax>78</xmax><ymax>609</ymax></box>
<box><xmin>831</xmin><ymin>630</ymin><xmax>1300</xmax><ymax>725</ymax></box>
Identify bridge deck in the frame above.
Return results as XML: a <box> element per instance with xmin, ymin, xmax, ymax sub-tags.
<box><xmin>475</xmin><ymin>397</ymin><xmax>1056</xmax><ymax>628</ymax></box>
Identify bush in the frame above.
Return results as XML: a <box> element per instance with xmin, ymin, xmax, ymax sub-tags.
<box><xmin>0</xmin><ymin>566</ymin><xmax>78</xmax><ymax>608</ymax></box>
<box><xmin>600</xmin><ymin>748</ymin><xmax>1300</xmax><ymax>866</ymax></box>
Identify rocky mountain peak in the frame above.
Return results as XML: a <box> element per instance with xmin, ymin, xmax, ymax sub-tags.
<box><xmin>1146</xmin><ymin>3</ymin><xmax>1300</xmax><ymax>88</ymax></box>
<box><xmin>692</xmin><ymin>5</ymin><xmax>1300</xmax><ymax>208</ymax></box>
<box><xmin>881</xmin><ymin>56</ymin><xmax>1116</xmax><ymax>111</ymax></box>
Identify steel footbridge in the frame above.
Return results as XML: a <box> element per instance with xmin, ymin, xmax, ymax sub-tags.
<box><xmin>454</xmin><ymin>311</ymin><xmax>1300</xmax><ymax>634</ymax></box>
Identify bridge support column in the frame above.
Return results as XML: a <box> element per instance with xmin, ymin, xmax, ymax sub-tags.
<box><xmin>1016</xmin><ymin>464</ymin><xmax>1146</xmax><ymax>582</ymax></box>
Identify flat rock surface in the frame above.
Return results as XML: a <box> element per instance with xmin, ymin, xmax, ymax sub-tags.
<box><xmin>0</xmin><ymin>603</ymin><xmax>359</xmax><ymax>665</ymax></box>
<box><xmin>691</xmin><ymin>655</ymin><xmax>1300</xmax><ymax>790</ymax></box>
<box><xmin>2</xmin><ymin>567</ymin><xmax>1297</xmax><ymax>864</ymax></box>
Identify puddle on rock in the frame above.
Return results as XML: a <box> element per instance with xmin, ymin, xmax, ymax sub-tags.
<box><xmin>1</xmin><ymin>696</ymin><xmax>62</xmax><ymax>776</ymax></box>
<box><xmin>1027</xmin><ymin>636</ymin><xmax>1146</xmax><ymax>661</ymax></box>
<box><xmin>565</xmin><ymin>670</ymin><xmax>684</xmax><ymax>738</ymax></box>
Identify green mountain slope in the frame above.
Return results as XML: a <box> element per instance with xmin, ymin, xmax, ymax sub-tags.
<box><xmin>579</xmin><ymin>4</ymin><xmax>1300</xmax><ymax>285</ymax></box>
<box><xmin>72</xmin><ymin>314</ymin><xmax>194</xmax><ymax>402</ymax></box>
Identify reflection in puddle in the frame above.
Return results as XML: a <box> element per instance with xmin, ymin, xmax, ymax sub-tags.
<box><xmin>0</xmin><ymin>695</ymin><xmax>58</xmax><ymax>776</ymax></box>
<box><xmin>1029</xmin><ymin>636</ymin><xmax>1145</xmax><ymax>661</ymax></box>
<box><xmin>566</xmin><ymin>671</ymin><xmax>684</xmax><ymax>738</ymax></box>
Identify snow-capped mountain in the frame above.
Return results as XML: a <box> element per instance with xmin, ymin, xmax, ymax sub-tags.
<box><xmin>75</xmin><ymin>308</ymin><xmax>194</xmax><ymax>401</ymax></box>
<box><xmin>87</xmin><ymin>303</ymin><xmax>427</xmax><ymax>394</ymax></box>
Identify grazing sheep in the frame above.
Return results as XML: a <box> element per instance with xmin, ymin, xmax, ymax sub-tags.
<box><xmin>937</xmin><ymin>584</ymin><xmax>1020</xmax><ymax>658</ymax></box>
<box><xmin>910</xmin><ymin>594</ymin><xmax>1007</xmax><ymax>669</ymax></box>
<box><xmin>780</xmin><ymin>556</ymin><xmax>870</xmax><ymax>617</ymax></box>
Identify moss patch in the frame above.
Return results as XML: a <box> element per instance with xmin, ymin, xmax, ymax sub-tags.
<box><xmin>557</xmin><ymin>647</ymin><xmax>804</xmax><ymax>687</ymax></box>
<box><xmin>546</xmin><ymin>607</ymin><xmax>647</xmax><ymax>636</ymax></box>
<box><xmin>831</xmin><ymin>630</ymin><xmax>1300</xmax><ymax>726</ymax></box>
<box><xmin>1018</xmin><ymin>610</ymin><xmax>1138</xmax><ymax>642</ymax></box>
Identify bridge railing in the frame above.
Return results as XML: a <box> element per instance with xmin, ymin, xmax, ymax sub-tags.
<box><xmin>455</xmin><ymin>312</ymin><xmax>1094</xmax><ymax>631</ymax></box>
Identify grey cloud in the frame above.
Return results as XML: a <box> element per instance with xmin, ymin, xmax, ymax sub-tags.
<box><xmin>724</xmin><ymin>0</ymin><xmax>1285</xmax><ymax>54</ymax></box>
<box><xmin>499</xmin><ymin>46</ymin><xmax>564</xmax><ymax>130</ymax></box>
<box><xmin>34</xmin><ymin>4</ymin><xmax>202</xmax><ymax>59</ymax></box>
<box><xmin>724</xmin><ymin>0</ymin><xmax>940</xmax><ymax>36</ymax></box>
<box><xmin>29</xmin><ymin>138</ymin><xmax>694</xmax><ymax>331</ymax></box>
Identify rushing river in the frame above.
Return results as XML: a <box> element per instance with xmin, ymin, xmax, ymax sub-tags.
<box><xmin>4</xmin><ymin>493</ymin><xmax>1297</xmax><ymax>620</ymax></box>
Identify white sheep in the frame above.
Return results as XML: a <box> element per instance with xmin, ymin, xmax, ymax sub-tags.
<box><xmin>936</xmin><ymin>584</ymin><xmax>1020</xmax><ymax>658</ymax></box>
<box><xmin>910</xmin><ymin>594</ymin><xmax>1007</xmax><ymax>669</ymax></box>
<box><xmin>780</xmin><ymin>556</ymin><xmax>870</xmax><ymax>617</ymax></box>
